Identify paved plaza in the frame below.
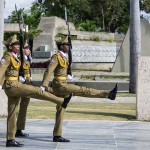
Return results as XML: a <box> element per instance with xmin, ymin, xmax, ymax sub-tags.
<box><xmin>1</xmin><ymin>119</ymin><xmax>150</xmax><ymax>150</ymax></box>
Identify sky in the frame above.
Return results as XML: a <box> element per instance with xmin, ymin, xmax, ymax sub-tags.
<box><xmin>4</xmin><ymin>0</ymin><xmax>33</xmax><ymax>18</ymax></box>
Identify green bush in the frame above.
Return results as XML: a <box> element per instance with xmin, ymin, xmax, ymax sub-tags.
<box><xmin>55</xmin><ymin>34</ymin><xmax>65</xmax><ymax>39</ymax></box>
<box><xmin>78</xmin><ymin>20</ymin><xmax>98</xmax><ymax>32</ymax></box>
<box><xmin>106</xmin><ymin>38</ymin><xmax>114</xmax><ymax>43</ymax></box>
<box><xmin>55</xmin><ymin>34</ymin><xmax>77</xmax><ymax>40</ymax></box>
<box><xmin>90</xmin><ymin>36</ymin><xmax>101</xmax><ymax>42</ymax></box>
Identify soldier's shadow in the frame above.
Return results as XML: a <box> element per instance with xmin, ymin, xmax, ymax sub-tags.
<box><xmin>66</xmin><ymin>110</ymin><xmax>136</xmax><ymax>120</ymax></box>
<box><xmin>17</xmin><ymin>135</ymin><xmax>54</xmax><ymax>142</ymax></box>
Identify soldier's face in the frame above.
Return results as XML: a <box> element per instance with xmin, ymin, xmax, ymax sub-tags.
<box><xmin>62</xmin><ymin>44</ymin><xmax>69</xmax><ymax>53</ymax></box>
<box><xmin>24</xmin><ymin>48</ymin><xmax>30</xmax><ymax>56</ymax></box>
<box><xmin>11</xmin><ymin>44</ymin><xmax>20</xmax><ymax>53</ymax></box>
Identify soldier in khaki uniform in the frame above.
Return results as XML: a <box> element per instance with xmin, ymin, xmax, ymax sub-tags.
<box><xmin>0</xmin><ymin>35</ymin><xmax>72</xmax><ymax>147</ymax></box>
<box><xmin>16</xmin><ymin>41</ymin><xmax>32</xmax><ymax>137</ymax></box>
<box><xmin>41</xmin><ymin>36</ymin><xmax>118</xmax><ymax>142</ymax></box>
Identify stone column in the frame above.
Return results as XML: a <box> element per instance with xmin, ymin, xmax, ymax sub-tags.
<box><xmin>129</xmin><ymin>0</ymin><xmax>141</xmax><ymax>93</ymax></box>
<box><xmin>0</xmin><ymin>0</ymin><xmax>7</xmax><ymax>116</ymax></box>
<box><xmin>137</xmin><ymin>57</ymin><xmax>150</xmax><ymax>120</ymax></box>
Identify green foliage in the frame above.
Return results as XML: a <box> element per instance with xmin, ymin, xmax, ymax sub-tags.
<box><xmin>55</xmin><ymin>34</ymin><xmax>77</xmax><ymax>40</ymax></box>
<box><xmin>78</xmin><ymin>20</ymin><xmax>100</xmax><ymax>32</ymax></box>
<box><xmin>141</xmin><ymin>0</ymin><xmax>150</xmax><ymax>13</ymax></box>
<box><xmin>7</xmin><ymin>4</ymin><xmax>44</xmax><ymax>49</ymax></box>
<box><xmin>106</xmin><ymin>38</ymin><xmax>114</xmax><ymax>43</ymax></box>
<box><xmin>7</xmin><ymin>0</ymin><xmax>131</xmax><ymax>43</ymax></box>
<box><xmin>55</xmin><ymin>34</ymin><xmax>65</xmax><ymax>39</ymax></box>
<box><xmin>28</xmin><ymin>29</ymin><xmax>42</xmax><ymax>39</ymax></box>
<box><xmin>41</xmin><ymin>0</ymin><xmax>130</xmax><ymax>34</ymax></box>
<box><xmin>90</xmin><ymin>36</ymin><xmax>101</xmax><ymax>42</ymax></box>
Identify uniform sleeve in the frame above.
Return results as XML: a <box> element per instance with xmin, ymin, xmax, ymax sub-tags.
<box><xmin>0</xmin><ymin>55</ymin><xmax>10</xmax><ymax>86</ymax></box>
<box><xmin>42</xmin><ymin>55</ymin><xmax>58</xmax><ymax>87</ymax></box>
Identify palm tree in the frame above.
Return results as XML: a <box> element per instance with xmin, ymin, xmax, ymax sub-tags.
<box><xmin>129</xmin><ymin>0</ymin><xmax>141</xmax><ymax>93</ymax></box>
<box><xmin>7</xmin><ymin>5</ymin><xmax>42</xmax><ymax>49</ymax></box>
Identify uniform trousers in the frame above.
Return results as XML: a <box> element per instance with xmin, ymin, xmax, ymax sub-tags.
<box><xmin>47</xmin><ymin>79</ymin><xmax>109</xmax><ymax>137</ymax></box>
<box><xmin>4</xmin><ymin>80</ymin><xmax>64</xmax><ymax>140</ymax></box>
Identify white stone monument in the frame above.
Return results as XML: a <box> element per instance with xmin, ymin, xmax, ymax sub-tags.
<box><xmin>137</xmin><ymin>56</ymin><xmax>150</xmax><ymax>120</ymax></box>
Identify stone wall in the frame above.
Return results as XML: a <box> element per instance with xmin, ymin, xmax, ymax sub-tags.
<box><xmin>33</xmin><ymin>16</ymin><xmax>75</xmax><ymax>58</ymax></box>
<box><xmin>32</xmin><ymin>16</ymin><xmax>124</xmax><ymax>70</ymax></box>
<box><xmin>112</xmin><ymin>18</ymin><xmax>150</xmax><ymax>73</ymax></box>
<box><xmin>4</xmin><ymin>23</ymin><xmax>27</xmax><ymax>33</ymax></box>
<box><xmin>72</xmin><ymin>41</ymin><xmax>121</xmax><ymax>63</ymax></box>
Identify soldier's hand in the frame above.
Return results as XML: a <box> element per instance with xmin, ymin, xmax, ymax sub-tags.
<box><xmin>40</xmin><ymin>86</ymin><xmax>45</xmax><ymax>91</ymax></box>
<box><xmin>19</xmin><ymin>76</ymin><xmax>25</xmax><ymax>83</ymax></box>
<box><xmin>0</xmin><ymin>85</ymin><xmax>2</xmax><ymax>90</ymax></box>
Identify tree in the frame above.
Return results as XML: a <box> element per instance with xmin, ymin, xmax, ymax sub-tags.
<box><xmin>7</xmin><ymin>4</ymin><xmax>43</xmax><ymax>49</ymax></box>
<box><xmin>90</xmin><ymin>0</ymin><xmax>130</xmax><ymax>33</ymax></box>
<box><xmin>40</xmin><ymin>0</ymin><xmax>130</xmax><ymax>33</ymax></box>
<box><xmin>140</xmin><ymin>0</ymin><xmax>150</xmax><ymax>12</ymax></box>
<box><xmin>42</xmin><ymin>0</ymin><xmax>91</xmax><ymax>25</ymax></box>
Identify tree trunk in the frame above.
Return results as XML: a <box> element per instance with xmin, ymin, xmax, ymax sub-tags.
<box><xmin>108</xmin><ymin>9</ymin><xmax>115</xmax><ymax>32</ymax></box>
<box><xmin>101</xmin><ymin>4</ymin><xmax>105</xmax><ymax>31</ymax></box>
<box><xmin>129</xmin><ymin>0</ymin><xmax>141</xmax><ymax>93</ymax></box>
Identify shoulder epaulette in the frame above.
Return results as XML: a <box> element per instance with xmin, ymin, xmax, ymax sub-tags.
<box><xmin>57</xmin><ymin>52</ymin><xmax>67</xmax><ymax>67</ymax></box>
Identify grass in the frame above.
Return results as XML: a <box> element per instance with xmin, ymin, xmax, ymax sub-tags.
<box><xmin>25</xmin><ymin>102</ymin><xmax>136</xmax><ymax>121</ymax></box>
<box><xmin>117</xmin><ymin>92</ymin><xmax>136</xmax><ymax>97</ymax></box>
<box><xmin>100</xmin><ymin>75</ymin><xmax>129</xmax><ymax>80</ymax></box>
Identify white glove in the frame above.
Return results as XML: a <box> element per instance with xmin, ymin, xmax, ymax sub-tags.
<box><xmin>19</xmin><ymin>76</ymin><xmax>25</xmax><ymax>83</ymax></box>
<box><xmin>0</xmin><ymin>85</ymin><xmax>2</xmax><ymax>90</ymax></box>
<box><xmin>67</xmin><ymin>75</ymin><xmax>73</xmax><ymax>81</ymax></box>
<box><xmin>40</xmin><ymin>86</ymin><xmax>45</xmax><ymax>91</ymax></box>
<box><xmin>30</xmin><ymin>76</ymin><xmax>32</xmax><ymax>81</ymax></box>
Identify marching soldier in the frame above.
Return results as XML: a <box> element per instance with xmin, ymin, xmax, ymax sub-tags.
<box><xmin>16</xmin><ymin>40</ymin><xmax>32</xmax><ymax>137</ymax></box>
<box><xmin>40</xmin><ymin>36</ymin><xmax>118</xmax><ymax>142</ymax></box>
<box><xmin>0</xmin><ymin>35</ymin><xmax>72</xmax><ymax>147</ymax></box>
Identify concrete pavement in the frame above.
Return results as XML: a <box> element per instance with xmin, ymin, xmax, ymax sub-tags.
<box><xmin>1</xmin><ymin>119</ymin><xmax>150</xmax><ymax>150</ymax></box>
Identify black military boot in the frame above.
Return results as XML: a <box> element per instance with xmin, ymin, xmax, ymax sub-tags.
<box><xmin>62</xmin><ymin>93</ymin><xmax>73</xmax><ymax>108</ymax></box>
<box><xmin>15</xmin><ymin>130</ymin><xmax>29</xmax><ymax>137</ymax></box>
<box><xmin>108</xmin><ymin>84</ymin><xmax>118</xmax><ymax>100</ymax></box>
<box><xmin>6</xmin><ymin>140</ymin><xmax>24</xmax><ymax>147</ymax></box>
<box><xmin>53</xmin><ymin>136</ymin><xmax>70</xmax><ymax>142</ymax></box>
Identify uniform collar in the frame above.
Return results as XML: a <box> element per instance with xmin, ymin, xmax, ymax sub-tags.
<box><xmin>24</xmin><ymin>55</ymin><xmax>28</xmax><ymax>60</ymax></box>
<box><xmin>58</xmin><ymin>50</ymin><xmax>68</xmax><ymax>58</ymax></box>
<box><xmin>11</xmin><ymin>52</ymin><xmax>20</xmax><ymax>62</ymax></box>
<box><xmin>12</xmin><ymin>52</ymin><xmax>18</xmax><ymax>59</ymax></box>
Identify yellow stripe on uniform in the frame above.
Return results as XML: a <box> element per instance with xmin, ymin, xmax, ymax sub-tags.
<box><xmin>54</xmin><ymin>76</ymin><xmax>67</xmax><ymax>81</ymax></box>
<box><xmin>5</xmin><ymin>76</ymin><xmax>18</xmax><ymax>81</ymax></box>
